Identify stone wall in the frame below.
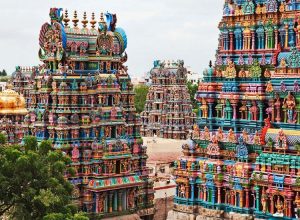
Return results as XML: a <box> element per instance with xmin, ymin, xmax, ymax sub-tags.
<box><xmin>154</xmin><ymin>196</ymin><xmax>174</xmax><ymax>220</ymax></box>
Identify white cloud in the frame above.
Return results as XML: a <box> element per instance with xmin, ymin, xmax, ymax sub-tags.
<box><xmin>0</xmin><ymin>0</ymin><xmax>222</xmax><ymax>76</ymax></box>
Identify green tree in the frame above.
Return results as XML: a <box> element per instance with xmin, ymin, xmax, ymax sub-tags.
<box><xmin>134</xmin><ymin>84</ymin><xmax>149</xmax><ymax>113</ymax></box>
<box><xmin>1</xmin><ymin>69</ymin><xmax>7</xmax><ymax>76</ymax></box>
<box><xmin>187</xmin><ymin>80</ymin><xmax>198</xmax><ymax>109</ymax></box>
<box><xmin>0</xmin><ymin>136</ymin><xmax>85</xmax><ymax>220</ymax></box>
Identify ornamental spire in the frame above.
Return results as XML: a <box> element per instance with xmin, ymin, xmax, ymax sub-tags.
<box><xmin>82</xmin><ymin>11</ymin><xmax>88</xmax><ymax>28</ymax></box>
<box><xmin>72</xmin><ymin>10</ymin><xmax>79</xmax><ymax>28</ymax></box>
<box><xmin>63</xmin><ymin>9</ymin><xmax>70</xmax><ymax>27</ymax></box>
<box><xmin>90</xmin><ymin>12</ymin><xmax>96</xmax><ymax>29</ymax></box>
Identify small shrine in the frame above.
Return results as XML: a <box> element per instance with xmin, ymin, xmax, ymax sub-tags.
<box><xmin>140</xmin><ymin>60</ymin><xmax>196</xmax><ymax>139</ymax></box>
<box><xmin>0</xmin><ymin>83</ymin><xmax>28</xmax><ymax>143</ymax></box>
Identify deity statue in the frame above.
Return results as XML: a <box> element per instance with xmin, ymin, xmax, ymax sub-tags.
<box><xmin>216</xmin><ymin>127</ymin><xmax>224</xmax><ymax>141</ymax></box>
<box><xmin>280</xmin><ymin>81</ymin><xmax>287</xmax><ymax>92</ymax></box>
<box><xmin>265</xmin><ymin>81</ymin><xmax>274</xmax><ymax>93</ymax></box>
<box><xmin>264</xmin><ymin>68</ymin><xmax>271</xmax><ymax>77</ymax></box>
<box><xmin>179</xmin><ymin>184</ymin><xmax>186</xmax><ymax>198</ymax></box>
<box><xmin>227</xmin><ymin>129</ymin><xmax>236</xmax><ymax>143</ymax></box>
<box><xmin>224</xmin><ymin>60</ymin><xmax>237</xmax><ymax>78</ymax></box>
<box><xmin>204</xmin><ymin>126</ymin><xmax>210</xmax><ymax>141</ymax></box>
<box><xmin>239</xmin><ymin>101</ymin><xmax>247</xmax><ymax>119</ymax></box>
<box><xmin>275</xmin><ymin>196</ymin><xmax>284</xmax><ymax>215</ymax></box>
<box><xmin>200</xmin><ymin>98</ymin><xmax>208</xmax><ymax>118</ymax></box>
<box><xmin>192</xmin><ymin>124</ymin><xmax>201</xmax><ymax>139</ymax></box>
<box><xmin>275</xmin><ymin>129</ymin><xmax>287</xmax><ymax>149</ymax></box>
<box><xmin>283</xmin><ymin>92</ymin><xmax>297</xmax><ymax>123</ymax></box>
<box><xmin>238</xmin><ymin>68</ymin><xmax>246</xmax><ymax>78</ymax></box>
<box><xmin>253</xmin><ymin>131</ymin><xmax>261</xmax><ymax>145</ymax></box>
<box><xmin>294</xmin><ymin>192</ymin><xmax>300</xmax><ymax>217</ymax></box>
<box><xmin>261</xmin><ymin>188</ymin><xmax>268</xmax><ymax>213</ymax></box>
<box><xmin>242</xmin><ymin>129</ymin><xmax>249</xmax><ymax>143</ymax></box>
<box><xmin>249</xmin><ymin>101</ymin><xmax>258</xmax><ymax>121</ymax></box>
<box><xmin>280</xmin><ymin>58</ymin><xmax>287</xmax><ymax>67</ymax></box>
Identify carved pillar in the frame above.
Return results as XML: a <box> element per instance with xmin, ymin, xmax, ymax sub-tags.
<box><xmin>117</xmin><ymin>191</ymin><xmax>122</xmax><ymax>211</ymax></box>
<box><xmin>217</xmin><ymin>187</ymin><xmax>221</xmax><ymax>204</ymax></box>
<box><xmin>255</xmin><ymin>186</ymin><xmax>260</xmax><ymax>211</ymax></box>
<box><xmin>287</xmin><ymin>199</ymin><xmax>292</xmax><ymax>218</ymax></box>
<box><xmin>270</xmin><ymin>195</ymin><xmax>274</xmax><ymax>214</ymax></box>
<box><xmin>232</xmin><ymin>103</ymin><xmax>237</xmax><ymax>120</ymax></box>
<box><xmin>275</xmin><ymin>29</ymin><xmax>278</xmax><ymax>49</ymax></box>
<box><xmin>258</xmin><ymin>101</ymin><xmax>263</xmax><ymax>121</ymax></box>
<box><xmin>231</xmin><ymin>191</ymin><xmax>235</xmax><ymax>206</ymax></box>
<box><xmin>109</xmin><ymin>192</ymin><xmax>113</xmax><ymax>213</ymax></box>
<box><xmin>245</xmin><ymin>188</ymin><xmax>249</xmax><ymax>208</ymax></box>
<box><xmin>95</xmin><ymin>193</ymin><xmax>99</xmax><ymax>213</ymax></box>
<box><xmin>251</xmin><ymin>31</ymin><xmax>255</xmax><ymax>50</ymax></box>
<box><xmin>190</xmin><ymin>180</ymin><xmax>195</xmax><ymax>200</ymax></box>
<box><xmin>230</xmin><ymin>32</ymin><xmax>234</xmax><ymax>51</ymax></box>
<box><xmin>203</xmin><ymin>186</ymin><xmax>207</xmax><ymax>202</ymax></box>
<box><xmin>240</xmin><ymin>190</ymin><xmax>244</xmax><ymax>208</ymax></box>
<box><xmin>208</xmin><ymin>102</ymin><xmax>213</xmax><ymax>119</ymax></box>
<box><xmin>212</xmin><ymin>187</ymin><xmax>216</xmax><ymax>204</ymax></box>
<box><xmin>247</xmin><ymin>101</ymin><xmax>252</xmax><ymax>120</ymax></box>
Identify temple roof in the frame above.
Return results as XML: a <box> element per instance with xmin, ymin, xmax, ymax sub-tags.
<box><xmin>0</xmin><ymin>86</ymin><xmax>28</xmax><ymax>115</ymax></box>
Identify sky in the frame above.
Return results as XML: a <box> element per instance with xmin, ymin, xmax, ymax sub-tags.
<box><xmin>0</xmin><ymin>0</ymin><xmax>223</xmax><ymax>77</ymax></box>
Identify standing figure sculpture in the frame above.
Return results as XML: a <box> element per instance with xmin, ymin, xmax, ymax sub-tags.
<box><xmin>283</xmin><ymin>92</ymin><xmax>296</xmax><ymax>124</ymax></box>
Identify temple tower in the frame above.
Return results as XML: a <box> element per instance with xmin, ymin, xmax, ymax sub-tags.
<box><xmin>23</xmin><ymin>8</ymin><xmax>154</xmax><ymax>219</ymax></box>
<box><xmin>141</xmin><ymin>60</ymin><xmax>195</xmax><ymax>140</ymax></box>
<box><xmin>171</xmin><ymin>1</ymin><xmax>300</xmax><ymax>219</ymax></box>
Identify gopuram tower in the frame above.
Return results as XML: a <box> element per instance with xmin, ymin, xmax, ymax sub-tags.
<box><xmin>140</xmin><ymin>60</ymin><xmax>195</xmax><ymax>140</ymax></box>
<box><xmin>170</xmin><ymin>1</ymin><xmax>300</xmax><ymax>219</ymax></box>
<box><xmin>23</xmin><ymin>8</ymin><xmax>154</xmax><ymax>219</ymax></box>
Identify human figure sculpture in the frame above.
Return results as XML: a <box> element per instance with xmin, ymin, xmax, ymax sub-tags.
<box><xmin>249</xmin><ymin>101</ymin><xmax>258</xmax><ymax>120</ymax></box>
<box><xmin>242</xmin><ymin>129</ymin><xmax>249</xmax><ymax>143</ymax></box>
<box><xmin>294</xmin><ymin>80</ymin><xmax>300</xmax><ymax>92</ymax></box>
<box><xmin>216</xmin><ymin>127</ymin><xmax>224</xmax><ymax>141</ymax></box>
<box><xmin>239</xmin><ymin>101</ymin><xmax>247</xmax><ymax>119</ymax></box>
<box><xmin>294</xmin><ymin>192</ymin><xmax>300</xmax><ymax>217</ymax></box>
<box><xmin>280</xmin><ymin>81</ymin><xmax>287</xmax><ymax>92</ymax></box>
<box><xmin>224</xmin><ymin>60</ymin><xmax>237</xmax><ymax>78</ymax></box>
<box><xmin>227</xmin><ymin>129</ymin><xmax>236</xmax><ymax>143</ymax></box>
<box><xmin>275</xmin><ymin>129</ymin><xmax>287</xmax><ymax>149</ymax></box>
<box><xmin>192</xmin><ymin>124</ymin><xmax>201</xmax><ymax>139</ymax></box>
<box><xmin>261</xmin><ymin>188</ymin><xmax>268</xmax><ymax>213</ymax></box>
<box><xmin>283</xmin><ymin>92</ymin><xmax>296</xmax><ymax>123</ymax></box>
<box><xmin>253</xmin><ymin>131</ymin><xmax>261</xmax><ymax>145</ymax></box>
<box><xmin>275</xmin><ymin>196</ymin><xmax>284</xmax><ymax>215</ymax></box>
<box><xmin>200</xmin><ymin>98</ymin><xmax>208</xmax><ymax>118</ymax></box>
<box><xmin>265</xmin><ymin>81</ymin><xmax>273</xmax><ymax>93</ymax></box>
<box><xmin>204</xmin><ymin>126</ymin><xmax>210</xmax><ymax>141</ymax></box>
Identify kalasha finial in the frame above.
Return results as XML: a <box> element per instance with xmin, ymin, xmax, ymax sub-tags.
<box><xmin>90</xmin><ymin>12</ymin><xmax>96</xmax><ymax>29</ymax></box>
<box><xmin>82</xmin><ymin>11</ymin><xmax>88</xmax><ymax>28</ymax></box>
<box><xmin>209</xmin><ymin>60</ymin><xmax>212</xmax><ymax>68</ymax></box>
<box><xmin>63</xmin><ymin>9</ymin><xmax>70</xmax><ymax>27</ymax></box>
<box><xmin>100</xmin><ymin>12</ymin><xmax>105</xmax><ymax>23</ymax></box>
<box><xmin>72</xmin><ymin>10</ymin><xmax>79</xmax><ymax>28</ymax></box>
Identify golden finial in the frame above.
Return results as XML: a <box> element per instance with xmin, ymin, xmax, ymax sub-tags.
<box><xmin>72</xmin><ymin>10</ymin><xmax>79</xmax><ymax>28</ymax></box>
<box><xmin>63</xmin><ymin>9</ymin><xmax>70</xmax><ymax>27</ymax></box>
<box><xmin>90</xmin><ymin>12</ymin><xmax>96</xmax><ymax>29</ymax></box>
<box><xmin>82</xmin><ymin>11</ymin><xmax>88</xmax><ymax>28</ymax></box>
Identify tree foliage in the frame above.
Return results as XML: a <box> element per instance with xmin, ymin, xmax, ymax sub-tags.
<box><xmin>187</xmin><ymin>80</ymin><xmax>198</xmax><ymax>109</ymax></box>
<box><xmin>0</xmin><ymin>136</ymin><xmax>86</xmax><ymax>220</ymax></box>
<box><xmin>134</xmin><ymin>84</ymin><xmax>149</xmax><ymax>113</ymax></box>
<box><xmin>0</xmin><ymin>69</ymin><xmax>7</xmax><ymax>76</ymax></box>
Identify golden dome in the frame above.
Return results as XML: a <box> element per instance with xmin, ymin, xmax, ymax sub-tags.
<box><xmin>0</xmin><ymin>87</ymin><xmax>28</xmax><ymax>115</ymax></box>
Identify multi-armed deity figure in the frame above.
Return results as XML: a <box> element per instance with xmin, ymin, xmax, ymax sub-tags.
<box><xmin>23</xmin><ymin>8</ymin><xmax>154</xmax><ymax>219</ymax></box>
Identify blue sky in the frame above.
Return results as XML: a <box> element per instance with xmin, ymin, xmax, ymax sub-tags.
<box><xmin>0</xmin><ymin>0</ymin><xmax>222</xmax><ymax>77</ymax></box>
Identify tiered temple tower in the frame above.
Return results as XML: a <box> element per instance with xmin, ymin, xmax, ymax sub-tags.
<box><xmin>140</xmin><ymin>60</ymin><xmax>195</xmax><ymax>139</ymax></box>
<box><xmin>170</xmin><ymin>1</ymin><xmax>300</xmax><ymax>219</ymax></box>
<box><xmin>12</xmin><ymin>66</ymin><xmax>37</xmax><ymax>108</ymax></box>
<box><xmin>23</xmin><ymin>8</ymin><xmax>154</xmax><ymax>219</ymax></box>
